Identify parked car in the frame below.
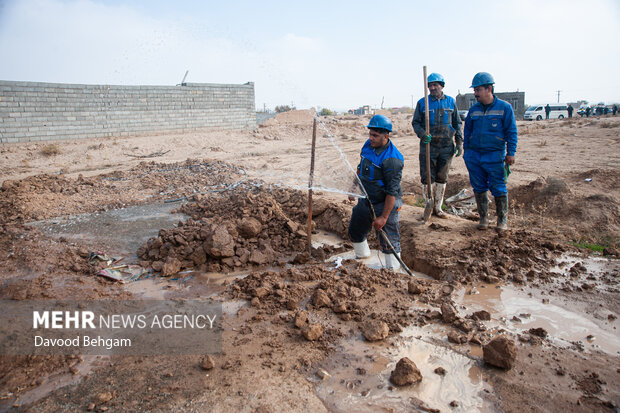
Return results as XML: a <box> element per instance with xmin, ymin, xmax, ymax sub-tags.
<box><xmin>524</xmin><ymin>104</ymin><xmax>569</xmax><ymax>121</ymax></box>
<box><xmin>458</xmin><ymin>110</ymin><xmax>468</xmax><ymax>121</ymax></box>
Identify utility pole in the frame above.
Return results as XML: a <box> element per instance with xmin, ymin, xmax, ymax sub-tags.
<box><xmin>381</xmin><ymin>96</ymin><xmax>384</xmax><ymax>110</ymax></box>
<box><xmin>556</xmin><ymin>90</ymin><xmax>561</xmax><ymax>103</ymax></box>
<box><xmin>411</xmin><ymin>95</ymin><xmax>414</xmax><ymax>110</ymax></box>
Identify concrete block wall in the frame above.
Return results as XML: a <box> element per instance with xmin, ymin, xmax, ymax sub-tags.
<box><xmin>0</xmin><ymin>80</ymin><xmax>256</xmax><ymax>143</ymax></box>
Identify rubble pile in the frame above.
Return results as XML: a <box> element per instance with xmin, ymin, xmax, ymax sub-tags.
<box><xmin>0</xmin><ymin>159</ymin><xmax>246</xmax><ymax>223</ymax></box>
<box><xmin>137</xmin><ymin>187</ymin><xmax>349</xmax><ymax>275</ymax></box>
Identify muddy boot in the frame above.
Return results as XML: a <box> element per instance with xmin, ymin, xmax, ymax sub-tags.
<box><xmin>352</xmin><ymin>240</ymin><xmax>370</xmax><ymax>258</ymax></box>
<box><xmin>420</xmin><ymin>184</ymin><xmax>430</xmax><ymax>219</ymax></box>
<box><xmin>495</xmin><ymin>195</ymin><xmax>508</xmax><ymax>234</ymax></box>
<box><xmin>433</xmin><ymin>183</ymin><xmax>447</xmax><ymax>218</ymax></box>
<box><xmin>475</xmin><ymin>191</ymin><xmax>489</xmax><ymax>230</ymax></box>
<box><xmin>422</xmin><ymin>184</ymin><xmax>430</xmax><ymax>204</ymax></box>
<box><xmin>384</xmin><ymin>252</ymin><xmax>401</xmax><ymax>271</ymax></box>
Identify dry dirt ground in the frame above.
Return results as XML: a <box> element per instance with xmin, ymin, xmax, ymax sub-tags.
<box><xmin>0</xmin><ymin>111</ymin><xmax>619</xmax><ymax>412</ymax></box>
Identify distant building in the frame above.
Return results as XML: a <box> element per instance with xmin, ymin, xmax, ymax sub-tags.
<box><xmin>456</xmin><ymin>91</ymin><xmax>526</xmax><ymax>119</ymax></box>
<box><xmin>351</xmin><ymin>105</ymin><xmax>372</xmax><ymax>115</ymax></box>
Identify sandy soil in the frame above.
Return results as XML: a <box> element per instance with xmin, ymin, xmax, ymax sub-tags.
<box><xmin>0</xmin><ymin>111</ymin><xmax>619</xmax><ymax>412</ymax></box>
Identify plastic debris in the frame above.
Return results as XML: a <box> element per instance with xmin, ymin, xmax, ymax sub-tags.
<box><xmin>333</xmin><ymin>256</ymin><xmax>343</xmax><ymax>269</ymax></box>
<box><xmin>88</xmin><ymin>251</ymin><xmax>121</xmax><ymax>266</ymax></box>
<box><xmin>445</xmin><ymin>188</ymin><xmax>476</xmax><ymax>216</ymax></box>
<box><xmin>584</xmin><ymin>178</ymin><xmax>592</xmax><ymax>182</ymax></box>
<box><xmin>97</xmin><ymin>264</ymin><xmax>148</xmax><ymax>283</ymax></box>
<box><xmin>316</xmin><ymin>368</ymin><xmax>331</xmax><ymax>380</ymax></box>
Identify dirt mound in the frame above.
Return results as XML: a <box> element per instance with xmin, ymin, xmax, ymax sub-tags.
<box><xmin>511</xmin><ymin>176</ymin><xmax>571</xmax><ymax>209</ymax></box>
<box><xmin>511</xmin><ymin>176</ymin><xmax>619</xmax><ymax>245</ymax></box>
<box><xmin>0</xmin><ymin>160</ymin><xmax>246</xmax><ymax>224</ymax></box>
<box><xmin>273</xmin><ymin>109</ymin><xmax>315</xmax><ymax>125</ymax></box>
<box><xmin>137</xmin><ymin>187</ymin><xmax>351</xmax><ymax>275</ymax></box>
<box><xmin>229</xmin><ymin>261</ymin><xmax>430</xmax><ymax>333</ymax></box>
<box><xmin>401</xmin><ymin>227</ymin><xmax>570</xmax><ymax>284</ymax></box>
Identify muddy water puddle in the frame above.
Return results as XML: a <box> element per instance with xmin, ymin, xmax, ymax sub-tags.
<box><xmin>313</xmin><ymin>325</ymin><xmax>493</xmax><ymax>413</ymax></box>
<box><xmin>29</xmin><ymin>202</ymin><xmax>187</xmax><ymax>256</ymax></box>
<box><xmin>457</xmin><ymin>259</ymin><xmax>620</xmax><ymax>355</ymax></box>
<box><xmin>0</xmin><ymin>355</ymin><xmax>108</xmax><ymax>411</ymax></box>
<box><xmin>126</xmin><ymin>270</ymin><xmax>249</xmax><ymax>300</ymax></box>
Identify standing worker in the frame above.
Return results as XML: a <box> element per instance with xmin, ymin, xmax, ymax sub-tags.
<box><xmin>412</xmin><ymin>73</ymin><xmax>463</xmax><ymax>218</ymax></box>
<box><xmin>613</xmin><ymin>104</ymin><xmax>617</xmax><ymax>116</ymax></box>
<box><xmin>567</xmin><ymin>104</ymin><xmax>574</xmax><ymax>118</ymax></box>
<box><xmin>463</xmin><ymin>72</ymin><xmax>518</xmax><ymax>234</ymax></box>
<box><xmin>545</xmin><ymin>104</ymin><xmax>551</xmax><ymax>120</ymax></box>
<box><xmin>348</xmin><ymin>115</ymin><xmax>404</xmax><ymax>270</ymax></box>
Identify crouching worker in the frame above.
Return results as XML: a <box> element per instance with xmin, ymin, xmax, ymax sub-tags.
<box><xmin>348</xmin><ymin>114</ymin><xmax>404</xmax><ymax>270</ymax></box>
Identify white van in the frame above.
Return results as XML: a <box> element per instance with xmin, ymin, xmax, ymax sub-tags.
<box><xmin>524</xmin><ymin>104</ymin><xmax>569</xmax><ymax>121</ymax></box>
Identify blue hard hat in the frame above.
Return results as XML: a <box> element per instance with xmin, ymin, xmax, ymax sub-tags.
<box><xmin>427</xmin><ymin>72</ymin><xmax>445</xmax><ymax>87</ymax></box>
<box><xmin>470</xmin><ymin>72</ymin><xmax>495</xmax><ymax>88</ymax></box>
<box><xmin>366</xmin><ymin>114</ymin><xmax>392</xmax><ymax>132</ymax></box>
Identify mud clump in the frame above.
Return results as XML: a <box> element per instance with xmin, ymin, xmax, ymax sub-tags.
<box><xmin>302</xmin><ymin>324</ymin><xmax>324</xmax><ymax>341</ymax></box>
<box><xmin>312</xmin><ymin>289</ymin><xmax>332</xmax><ymax>308</ymax></box>
<box><xmin>390</xmin><ymin>357</ymin><xmax>423</xmax><ymax>386</ymax></box>
<box><xmin>408</xmin><ymin>280</ymin><xmax>426</xmax><ymax>294</ymax></box>
<box><xmin>95</xmin><ymin>391</ymin><xmax>114</xmax><ymax>403</ymax></box>
<box><xmin>528</xmin><ymin>327</ymin><xmax>548</xmax><ymax>338</ymax></box>
<box><xmin>441</xmin><ymin>301</ymin><xmax>459</xmax><ymax>323</ymax></box>
<box><xmin>361</xmin><ymin>319</ymin><xmax>390</xmax><ymax>342</ymax></box>
<box><xmin>200</xmin><ymin>356</ymin><xmax>215</xmax><ymax>370</ymax></box>
<box><xmin>137</xmin><ymin>187</ymin><xmax>349</xmax><ymax>275</ymax></box>
<box><xmin>470</xmin><ymin>310</ymin><xmax>491</xmax><ymax>321</ymax></box>
<box><xmin>483</xmin><ymin>336</ymin><xmax>517</xmax><ymax>370</ymax></box>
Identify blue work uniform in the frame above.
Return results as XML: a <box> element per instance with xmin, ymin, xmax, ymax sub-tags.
<box><xmin>348</xmin><ymin>139</ymin><xmax>404</xmax><ymax>253</ymax></box>
<box><xmin>412</xmin><ymin>94</ymin><xmax>463</xmax><ymax>184</ymax></box>
<box><xmin>463</xmin><ymin>96</ymin><xmax>518</xmax><ymax>197</ymax></box>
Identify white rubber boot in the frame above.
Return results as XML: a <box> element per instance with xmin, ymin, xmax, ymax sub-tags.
<box><xmin>384</xmin><ymin>252</ymin><xmax>401</xmax><ymax>271</ymax></box>
<box><xmin>352</xmin><ymin>240</ymin><xmax>371</xmax><ymax>258</ymax></box>
<box><xmin>433</xmin><ymin>183</ymin><xmax>448</xmax><ymax>218</ymax></box>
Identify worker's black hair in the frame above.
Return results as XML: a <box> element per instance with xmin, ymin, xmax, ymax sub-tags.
<box><xmin>369</xmin><ymin>127</ymin><xmax>390</xmax><ymax>135</ymax></box>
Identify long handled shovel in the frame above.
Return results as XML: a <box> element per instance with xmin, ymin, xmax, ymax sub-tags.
<box><xmin>423</xmin><ymin>66</ymin><xmax>434</xmax><ymax>223</ymax></box>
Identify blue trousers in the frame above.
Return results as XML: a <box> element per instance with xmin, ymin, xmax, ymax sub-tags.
<box><xmin>463</xmin><ymin>149</ymin><xmax>507</xmax><ymax>197</ymax></box>
<box><xmin>348</xmin><ymin>198</ymin><xmax>402</xmax><ymax>253</ymax></box>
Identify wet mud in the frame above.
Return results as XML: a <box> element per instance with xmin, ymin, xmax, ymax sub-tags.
<box><xmin>1</xmin><ymin>113</ymin><xmax>619</xmax><ymax>412</ymax></box>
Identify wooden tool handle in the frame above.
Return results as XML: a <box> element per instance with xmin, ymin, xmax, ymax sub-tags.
<box><xmin>423</xmin><ymin>66</ymin><xmax>432</xmax><ymax>196</ymax></box>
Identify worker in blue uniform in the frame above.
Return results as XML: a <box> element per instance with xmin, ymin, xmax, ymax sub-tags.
<box><xmin>412</xmin><ymin>72</ymin><xmax>463</xmax><ymax>218</ymax></box>
<box><xmin>464</xmin><ymin>72</ymin><xmax>518</xmax><ymax>234</ymax></box>
<box><xmin>348</xmin><ymin>114</ymin><xmax>404</xmax><ymax>270</ymax></box>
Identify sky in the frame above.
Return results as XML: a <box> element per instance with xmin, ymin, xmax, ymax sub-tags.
<box><xmin>0</xmin><ymin>0</ymin><xmax>619</xmax><ymax>111</ymax></box>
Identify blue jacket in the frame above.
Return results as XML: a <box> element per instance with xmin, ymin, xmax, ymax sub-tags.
<box><xmin>412</xmin><ymin>94</ymin><xmax>463</xmax><ymax>145</ymax></box>
<box><xmin>357</xmin><ymin>139</ymin><xmax>404</xmax><ymax>204</ymax></box>
<box><xmin>464</xmin><ymin>97</ymin><xmax>518</xmax><ymax>159</ymax></box>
